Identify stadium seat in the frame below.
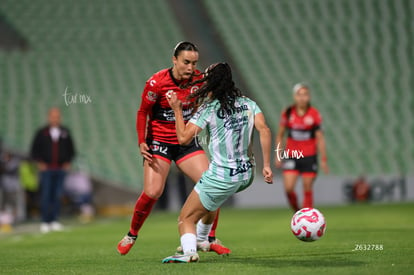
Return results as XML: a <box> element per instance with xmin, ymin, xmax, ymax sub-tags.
<box><xmin>0</xmin><ymin>0</ymin><xmax>186</xmax><ymax>187</ymax></box>
<box><xmin>202</xmin><ymin>0</ymin><xmax>413</xmax><ymax>176</ymax></box>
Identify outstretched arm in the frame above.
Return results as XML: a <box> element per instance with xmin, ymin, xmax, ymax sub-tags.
<box><xmin>254</xmin><ymin>113</ymin><xmax>273</xmax><ymax>184</ymax></box>
<box><xmin>167</xmin><ymin>92</ymin><xmax>202</xmax><ymax>145</ymax></box>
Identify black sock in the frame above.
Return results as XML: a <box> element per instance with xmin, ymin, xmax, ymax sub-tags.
<box><xmin>127</xmin><ymin>232</ymin><xmax>137</xmax><ymax>239</ymax></box>
<box><xmin>208</xmin><ymin>236</ymin><xmax>216</xmax><ymax>243</ymax></box>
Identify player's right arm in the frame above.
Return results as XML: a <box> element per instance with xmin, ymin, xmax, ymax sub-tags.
<box><xmin>166</xmin><ymin>92</ymin><xmax>203</xmax><ymax>145</ymax></box>
<box><xmin>254</xmin><ymin>112</ymin><xmax>273</xmax><ymax>184</ymax></box>
<box><xmin>136</xmin><ymin>78</ymin><xmax>159</xmax><ymax>163</ymax></box>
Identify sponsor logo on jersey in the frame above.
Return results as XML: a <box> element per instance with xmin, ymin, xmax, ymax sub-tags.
<box><xmin>166</xmin><ymin>90</ymin><xmax>174</xmax><ymax>98</ymax></box>
<box><xmin>291</xmin><ymin>130</ymin><xmax>311</xmax><ymax>141</ymax></box>
<box><xmin>304</xmin><ymin>116</ymin><xmax>314</xmax><ymax>125</ymax></box>
<box><xmin>190</xmin><ymin>86</ymin><xmax>199</xmax><ymax>94</ymax></box>
<box><xmin>223</xmin><ymin>116</ymin><xmax>248</xmax><ymax>130</ymax></box>
<box><xmin>217</xmin><ymin>104</ymin><xmax>248</xmax><ymax>119</ymax></box>
<box><xmin>146</xmin><ymin>91</ymin><xmax>158</xmax><ymax>102</ymax></box>
<box><xmin>229</xmin><ymin>159</ymin><xmax>253</xmax><ymax>176</ymax></box>
<box><xmin>149</xmin><ymin>79</ymin><xmax>156</xmax><ymax>87</ymax></box>
<box><xmin>161</xmin><ymin>107</ymin><xmax>194</xmax><ymax>121</ymax></box>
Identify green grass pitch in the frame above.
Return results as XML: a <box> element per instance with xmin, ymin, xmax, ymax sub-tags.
<box><xmin>1</xmin><ymin>202</ymin><xmax>413</xmax><ymax>274</ymax></box>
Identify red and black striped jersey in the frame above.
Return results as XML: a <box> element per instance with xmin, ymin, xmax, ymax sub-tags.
<box><xmin>136</xmin><ymin>68</ymin><xmax>203</xmax><ymax>145</ymax></box>
<box><xmin>280</xmin><ymin>106</ymin><xmax>322</xmax><ymax>157</ymax></box>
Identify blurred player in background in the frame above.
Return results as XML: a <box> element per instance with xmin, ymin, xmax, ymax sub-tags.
<box><xmin>19</xmin><ymin>157</ymin><xmax>39</xmax><ymax>220</ymax></box>
<box><xmin>0</xmin><ymin>152</ymin><xmax>21</xmax><ymax>232</ymax></box>
<box><xmin>162</xmin><ymin>62</ymin><xmax>273</xmax><ymax>263</ymax></box>
<box><xmin>117</xmin><ymin>42</ymin><xmax>227</xmax><ymax>255</ymax></box>
<box><xmin>274</xmin><ymin>83</ymin><xmax>329</xmax><ymax>211</ymax></box>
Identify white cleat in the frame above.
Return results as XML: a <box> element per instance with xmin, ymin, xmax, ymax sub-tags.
<box><xmin>176</xmin><ymin>240</ymin><xmax>210</xmax><ymax>254</ymax></box>
<box><xmin>50</xmin><ymin>222</ymin><xmax>64</xmax><ymax>232</ymax></box>
<box><xmin>162</xmin><ymin>253</ymin><xmax>199</xmax><ymax>263</ymax></box>
<box><xmin>40</xmin><ymin>223</ymin><xmax>50</xmax><ymax>234</ymax></box>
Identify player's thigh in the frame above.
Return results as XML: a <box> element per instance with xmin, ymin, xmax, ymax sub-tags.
<box><xmin>299</xmin><ymin>155</ymin><xmax>318</xmax><ymax>191</ymax></box>
<box><xmin>177</xmin><ymin>153</ymin><xmax>209</xmax><ymax>183</ymax></box>
<box><xmin>143</xmin><ymin>158</ymin><xmax>171</xmax><ymax>199</ymax></box>
<box><xmin>283</xmin><ymin>172</ymin><xmax>299</xmax><ymax>192</ymax></box>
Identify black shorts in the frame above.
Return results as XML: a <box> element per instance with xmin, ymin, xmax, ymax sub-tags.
<box><xmin>282</xmin><ymin>155</ymin><xmax>318</xmax><ymax>177</ymax></box>
<box><xmin>146</xmin><ymin>139</ymin><xmax>205</xmax><ymax>164</ymax></box>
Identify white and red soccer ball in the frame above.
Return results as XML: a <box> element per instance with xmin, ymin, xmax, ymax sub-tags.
<box><xmin>291</xmin><ymin>208</ymin><xmax>326</xmax><ymax>242</ymax></box>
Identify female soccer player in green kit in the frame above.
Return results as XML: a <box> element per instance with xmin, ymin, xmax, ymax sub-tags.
<box><xmin>162</xmin><ymin>63</ymin><xmax>273</xmax><ymax>263</ymax></box>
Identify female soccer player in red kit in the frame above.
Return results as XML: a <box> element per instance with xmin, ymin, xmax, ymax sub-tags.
<box><xmin>117</xmin><ymin>42</ymin><xmax>227</xmax><ymax>255</ymax></box>
<box><xmin>275</xmin><ymin>83</ymin><xmax>329</xmax><ymax>211</ymax></box>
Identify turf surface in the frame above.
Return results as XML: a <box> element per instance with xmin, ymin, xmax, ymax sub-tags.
<box><xmin>1</xmin><ymin>203</ymin><xmax>413</xmax><ymax>274</ymax></box>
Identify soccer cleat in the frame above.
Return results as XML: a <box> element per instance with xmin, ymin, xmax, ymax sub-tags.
<box><xmin>210</xmin><ymin>243</ymin><xmax>231</xmax><ymax>255</ymax></box>
<box><xmin>117</xmin><ymin>235</ymin><xmax>137</xmax><ymax>255</ymax></box>
<box><xmin>50</xmin><ymin>221</ymin><xmax>64</xmax><ymax>232</ymax></box>
<box><xmin>208</xmin><ymin>238</ymin><xmax>231</xmax><ymax>255</ymax></box>
<box><xmin>176</xmin><ymin>240</ymin><xmax>231</xmax><ymax>255</ymax></box>
<box><xmin>197</xmin><ymin>240</ymin><xmax>211</xmax><ymax>252</ymax></box>
<box><xmin>209</xmin><ymin>237</ymin><xmax>222</xmax><ymax>245</ymax></box>
<box><xmin>162</xmin><ymin>253</ymin><xmax>199</xmax><ymax>263</ymax></box>
<box><xmin>40</xmin><ymin>223</ymin><xmax>50</xmax><ymax>234</ymax></box>
<box><xmin>176</xmin><ymin>240</ymin><xmax>210</xmax><ymax>254</ymax></box>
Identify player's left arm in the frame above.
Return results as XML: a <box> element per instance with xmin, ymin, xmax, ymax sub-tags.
<box><xmin>315</xmin><ymin>129</ymin><xmax>329</xmax><ymax>174</ymax></box>
<box><xmin>254</xmin><ymin>112</ymin><xmax>273</xmax><ymax>184</ymax></box>
<box><xmin>167</xmin><ymin>92</ymin><xmax>202</xmax><ymax>145</ymax></box>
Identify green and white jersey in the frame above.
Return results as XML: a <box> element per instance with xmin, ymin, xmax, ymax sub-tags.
<box><xmin>189</xmin><ymin>96</ymin><xmax>262</xmax><ymax>182</ymax></box>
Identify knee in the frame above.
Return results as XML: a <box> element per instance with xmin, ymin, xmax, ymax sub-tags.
<box><xmin>303</xmin><ymin>185</ymin><xmax>313</xmax><ymax>192</ymax></box>
<box><xmin>285</xmin><ymin>186</ymin><xmax>295</xmax><ymax>193</ymax></box>
<box><xmin>144</xmin><ymin>190</ymin><xmax>162</xmax><ymax>199</ymax></box>
<box><xmin>178</xmin><ymin>212</ymin><xmax>189</xmax><ymax>223</ymax></box>
<box><xmin>178</xmin><ymin>212</ymin><xmax>198</xmax><ymax>226</ymax></box>
<box><xmin>303</xmin><ymin>181</ymin><xmax>314</xmax><ymax>192</ymax></box>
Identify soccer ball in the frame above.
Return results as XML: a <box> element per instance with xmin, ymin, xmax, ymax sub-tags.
<box><xmin>291</xmin><ymin>208</ymin><xmax>326</xmax><ymax>242</ymax></box>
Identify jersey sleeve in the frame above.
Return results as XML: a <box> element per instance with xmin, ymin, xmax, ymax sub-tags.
<box><xmin>313</xmin><ymin>108</ymin><xmax>322</xmax><ymax>131</ymax></box>
<box><xmin>251</xmin><ymin>100</ymin><xmax>263</xmax><ymax>115</ymax></box>
<box><xmin>136</xmin><ymin>77</ymin><xmax>160</xmax><ymax>145</ymax></box>
<box><xmin>189</xmin><ymin>103</ymin><xmax>211</xmax><ymax>130</ymax></box>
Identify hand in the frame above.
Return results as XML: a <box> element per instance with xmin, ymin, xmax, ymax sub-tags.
<box><xmin>166</xmin><ymin>92</ymin><xmax>182</xmax><ymax>111</ymax></box>
<box><xmin>262</xmin><ymin>166</ymin><xmax>273</xmax><ymax>184</ymax></box>
<box><xmin>274</xmin><ymin>158</ymin><xmax>282</xmax><ymax>169</ymax></box>
<box><xmin>321</xmin><ymin>160</ymin><xmax>329</xmax><ymax>174</ymax></box>
<box><xmin>139</xmin><ymin>143</ymin><xmax>153</xmax><ymax>163</ymax></box>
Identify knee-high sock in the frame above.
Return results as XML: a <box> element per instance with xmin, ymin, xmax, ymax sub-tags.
<box><xmin>303</xmin><ymin>190</ymin><xmax>313</xmax><ymax>208</ymax></box>
<box><xmin>286</xmin><ymin>191</ymin><xmax>299</xmax><ymax>212</ymax></box>
<box><xmin>208</xmin><ymin>208</ymin><xmax>220</xmax><ymax>238</ymax></box>
<box><xmin>129</xmin><ymin>192</ymin><xmax>157</xmax><ymax>236</ymax></box>
<box><xmin>196</xmin><ymin>220</ymin><xmax>213</xmax><ymax>242</ymax></box>
<box><xmin>181</xmin><ymin>233</ymin><xmax>197</xmax><ymax>255</ymax></box>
